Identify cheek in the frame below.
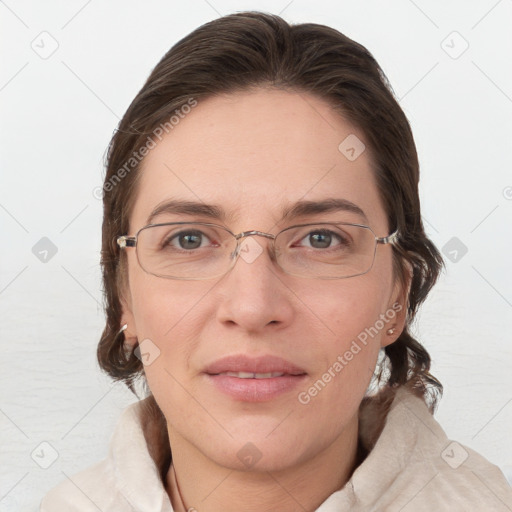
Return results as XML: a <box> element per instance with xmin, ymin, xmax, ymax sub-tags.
<box><xmin>127</xmin><ymin>260</ymin><xmax>199</xmax><ymax>365</ymax></box>
<box><xmin>313</xmin><ymin>268</ymin><xmax>393</xmax><ymax>341</ymax></box>
<box><xmin>298</xmin><ymin>271</ymin><xmax>393</xmax><ymax>397</ymax></box>
<box><xmin>128</xmin><ymin>250</ymin><xmax>192</xmax><ymax>334</ymax></box>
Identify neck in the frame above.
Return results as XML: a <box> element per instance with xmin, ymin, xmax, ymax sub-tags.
<box><xmin>165</xmin><ymin>414</ymin><xmax>361</xmax><ymax>512</ymax></box>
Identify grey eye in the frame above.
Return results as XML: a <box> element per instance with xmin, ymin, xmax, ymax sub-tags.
<box><xmin>165</xmin><ymin>230</ymin><xmax>210</xmax><ymax>250</ymax></box>
<box><xmin>299</xmin><ymin>229</ymin><xmax>347</xmax><ymax>250</ymax></box>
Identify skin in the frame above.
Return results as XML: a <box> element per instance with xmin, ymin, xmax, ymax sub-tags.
<box><xmin>121</xmin><ymin>88</ymin><xmax>409</xmax><ymax>512</ymax></box>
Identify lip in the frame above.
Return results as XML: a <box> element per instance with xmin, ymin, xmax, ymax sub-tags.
<box><xmin>204</xmin><ymin>354</ymin><xmax>307</xmax><ymax>375</ymax></box>
<box><xmin>204</xmin><ymin>354</ymin><xmax>307</xmax><ymax>402</ymax></box>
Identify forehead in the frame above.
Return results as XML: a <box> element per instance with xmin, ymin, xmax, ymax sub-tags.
<box><xmin>131</xmin><ymin>88</ymin><xmax>387</xmax><ymax>232</ymax></box>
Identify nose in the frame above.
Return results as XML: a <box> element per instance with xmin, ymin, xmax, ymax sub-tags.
<box><xmin>215</xmin><ymin>234</ymin><xmax>295</xmax><ymax>333</ymax></box>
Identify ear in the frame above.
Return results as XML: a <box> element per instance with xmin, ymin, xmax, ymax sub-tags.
<box><xmin>119</xmin><ymin>287</ymin><xmax>138</xmax><ymax>349</ymax></box>
<box><xmin>381</xmin><ymin>260</ymin><xmax>412</xmax><ymax>348</ymax></box>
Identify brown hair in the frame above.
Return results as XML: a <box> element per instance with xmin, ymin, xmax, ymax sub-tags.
<box><xmin>97</xmin><ymin>11</ymin><xmax>444</xmax><ymax>452</ymax></box>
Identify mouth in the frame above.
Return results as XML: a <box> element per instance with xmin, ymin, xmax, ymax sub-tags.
<box><xmin>204</xmin><ymin>354</ymin><xmax>307</xmax><ymax>402</ymax></box>
<box><xmin>214</xmin><ymin>371</ymin><xmax>289</xmax><ymax>379</ymax></box>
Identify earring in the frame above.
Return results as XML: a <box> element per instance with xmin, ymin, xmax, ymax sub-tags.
<box><xmin>386</xmin><ymin>327</ymin><xmax>396</xmax><ymax>336</ymax></box>
<box><xmin>114</xmin><ymin>324</ymin><xmax>128</xmax><ymax>348</ymax></box>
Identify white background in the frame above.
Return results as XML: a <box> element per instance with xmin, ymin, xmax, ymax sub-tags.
<box><xmin>1</xmin><ymin>1</ymin><xmax>511</xmax><ymax>510</ymax></box>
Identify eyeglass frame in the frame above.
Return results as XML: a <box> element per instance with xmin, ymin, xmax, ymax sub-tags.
<box><xmin>116</xmin><ymin>221</ymin><xmax>400</xmax><ymax>280</ymax></box>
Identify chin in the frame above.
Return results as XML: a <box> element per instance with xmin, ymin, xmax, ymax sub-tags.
<box><xmin>210</xmin><ymin>438</ymin><xmax>310</xmax><ymax>474</ymax></box>
<box><xmin>203</xmin><ymin>422</ymin><xmax>317</xmax><ymax>473</ymax></box>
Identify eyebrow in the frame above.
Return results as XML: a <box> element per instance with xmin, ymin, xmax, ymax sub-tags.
<box><xmin>280</xmin><ymin>198</ymin><xmax>368</xmax><ymax>224</ymax></box>
<box><xmin>146</xmin><ymin>197</ymin><xmax>368</xmax><ymax>226</ymax></box>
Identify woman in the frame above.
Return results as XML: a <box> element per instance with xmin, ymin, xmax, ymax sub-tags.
<box><xmin>40</xmin><ymin>11</ymin><xmax>512</xmax><ymax>511</ymax></box>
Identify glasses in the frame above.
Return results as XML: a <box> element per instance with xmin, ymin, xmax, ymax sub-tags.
<box><xmin>117</xmin><ymin>221</ymin><xmax>399</xmax><ymax>280</ymax></box>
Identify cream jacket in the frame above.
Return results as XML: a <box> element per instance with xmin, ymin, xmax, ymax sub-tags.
<box><xmin>40</xmin><ymin>386</ymin><xmax>512</xmax><ymax>511</ymax></box>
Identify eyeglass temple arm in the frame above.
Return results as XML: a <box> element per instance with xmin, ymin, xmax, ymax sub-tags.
<box><xmin>376</xmin><ymin>230</ymin><xmax>399</xmax><ymax>245</ymax></box>
<box><xmin>117</xmin><ymin>236</ymin><xmax>137</xmax><ymax>248</ymax></box>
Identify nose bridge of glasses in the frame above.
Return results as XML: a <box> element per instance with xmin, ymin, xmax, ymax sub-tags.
<box><xmin>235</xmin><ymin>230</ymin><xmax>275</xmax><ymax>241</ymax></box>
<box><xmin>231</xmin><ymin>230</ymin><xmax>278</xmax><ymax>261</ymax></box>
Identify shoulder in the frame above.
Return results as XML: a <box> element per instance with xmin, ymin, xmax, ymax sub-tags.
<box><xmin>366</xmin><ymin>385</ymin><xmax>512</xmax><ymax>511</ymax></box>
<box><xmin>393</xmin><ymin>440</ymin><xmax>512</xmax><ymax>511</ymax></box>
<box><xmin>39</xmin><ymin>459</ymin><xmax>133</xmax><ymax>512</ymax></box>
<box><xmin>39</xmin><ymin>400</ymin><xmax>153</xmax><ymax>512</ymax></box>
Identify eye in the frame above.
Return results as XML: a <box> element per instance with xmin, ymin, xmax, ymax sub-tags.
<box><xmin>164</xmin><ymin>229</ymin><xmax>214</xmax><ymax>250</ymax></box>
<box><xmin>296</xmin><ymin>228</ymin><xmax>350</xmax><ymax>250</ymax></box>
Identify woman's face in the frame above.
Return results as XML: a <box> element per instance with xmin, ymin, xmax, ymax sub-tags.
<box><xmin>121</xmin><ymin>88</ymin><xmax>407</xmax><ymax>472</ymax></box>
